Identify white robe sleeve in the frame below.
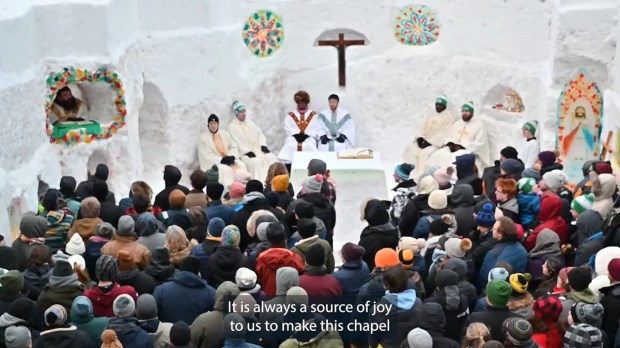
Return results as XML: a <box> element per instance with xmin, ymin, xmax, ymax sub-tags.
<box><xmin>222</xmin><ymin>130</ymin><xmax>240</xmax><ymax>157</ymax></box>
<box><xmin>284</xmin><ymin>113</ymin><xmax>300</xmax><ymax>137</ymax></box>
<box><xmin>229</xmin><ymin>122</ymin><xmax>252</xmax><ymax>155</ymax></box>
<box><xmin>197</xmin><ymin>133</ymin><xmax>223</xmax><ymax>170</ymax></box>
<box><xmin>463</xmin><ymin>122</ymin><xmax>491</xmax><ymax>166</ymax></box>
<box><xmin>339</xmin><ymin>112</ymin><xmax>355</xmax><ymax>147</ymax></box>
<box><xmin>255</xmin><ymin>122</ymin><xmax>268</xmax><ymax>147</ymax></box>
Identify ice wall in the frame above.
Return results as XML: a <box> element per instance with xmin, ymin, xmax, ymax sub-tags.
<box><xmin>1</xmin><ymin>0</ymin><xmax>620</xmax><ymax>241</ymax></box>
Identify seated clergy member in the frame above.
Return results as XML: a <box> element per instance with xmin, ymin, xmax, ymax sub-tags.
<box><xmin>228</xmin><ymin>100</ymin><xmax>278</xmax><ymax>180</ymax></box>
<box><xmin>277</xmin><ymin>90</ymin><xmax>319</xmax><ymax>164</ymax></box>
<box><xmin>198</xmin><ymin>114</ymin><xmax>247</xmax><ymax>186</ymax></box>
<box><xmin>317</xmin><ymin>94</ymin><xmax>355</xmax><ymax>152</ymax></box>
<box><xmin>51</xmin><ymin>86</ymin><xmax>87</xmax><ymax>122</ymax></box>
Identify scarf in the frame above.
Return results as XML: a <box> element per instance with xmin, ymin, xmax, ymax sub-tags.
<box><xmin>48</xmin><ymin>273</ymin><xmax>80</xmax><ymax>288</ymax></box>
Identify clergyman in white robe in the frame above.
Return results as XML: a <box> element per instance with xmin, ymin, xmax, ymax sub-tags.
<box><xmin>228</xmin><ymin>101</ymin><xmax>278</xmax><ymax>180</ymax></box>
<box><xmin>198</xmin><ymin>114</ymin><xmax>247</xmax><ymax>186</ymax></box>
<box><xmin>316</xmin><ymin>95</ymin><xmax>355</xmax><ymax>152</ymax></box>
<box><xmin>277</xmin><ymin>108</ymin><xmax>319</xmax><ymax>163</ymax></box>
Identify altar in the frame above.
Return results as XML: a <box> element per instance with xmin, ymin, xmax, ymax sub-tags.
<box><xmin>290</xmin><ymin>151</ymin><xmax>389</xmax><ymax>260</ymax></box>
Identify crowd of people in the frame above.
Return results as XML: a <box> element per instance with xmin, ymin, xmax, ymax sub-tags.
<box><xmin>2</xmin><ymin>120</ymin><xmax>620</xmax><ymax>348</ymax></box>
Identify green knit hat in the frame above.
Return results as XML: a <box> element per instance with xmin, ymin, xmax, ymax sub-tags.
<box><xmin>232</xmin><ymin>100</ymin><xmax>246</xmax><ymax>117</ymax></box>
<box><xmin>523</xmin><ymin>120</ymin><xmax>538</xmax><ymax>135</ymax></box>
<box><xmin>486</xmin><ymin>279</ymin><xmax>512</xmax><ymax>308</ymax></box>
<box><xmin>517</xmin><ymin>178</ymin><xmax>536</xmax><ymax>193</ymax></box>
<box><xmin>571</xmin><ymin>193</ymin><xmax>595</xmax><ymax>215</ymax></box>
<box><xmin>436</xmin><ymin>95</ymin><xmax>448</xmax><ymax>107</ymax></box>
<box><xmin>206</xmin><ymin>164</ymin><xmax>219</xmax><ymax>184</ymax></box>
<box><xmin>462</xmin><ymin>101</ymin><xmax>474</xmax><ymax>113</ymax></box>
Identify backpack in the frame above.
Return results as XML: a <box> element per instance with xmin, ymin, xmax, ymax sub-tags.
<box><xmin>412</xmin><ymin>212</ymin><xmax>441</xmax><ymax>239</ymax></box>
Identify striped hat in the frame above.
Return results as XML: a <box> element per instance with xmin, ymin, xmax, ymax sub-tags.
<box><xmin>45</xmin><ymin>304</ymin><xmax>68</xmax><ymax>327</ymax></box>
<box><xmin>571</xmin><ymin>193</ymin><xmax>595</xmax><ymax>214</ymax></box>
<box><xmin>395</xmin><ymin>163</ymin><xmax>415</xmax><ymax>181</ymax></box>
<box><xmin>436</xmin><ymin>95</ymin><xmax>448</xmax><ymax>107</ymax></box>
<box><xmin>509</xmin><ymin>273</ymin><xmax>531</xmax><ymax>294</ymax></box>
<box><xmin>462</xmin><ymin>101</ymin><xmax>474</xmax><ymax>113</ymax></box>
<box><xmin>517</xmin><ymin>178</ymin><xmax>536</xmax><ymax>193</ymax></box>
<box><xmin>522</xmin><ymin>120</ymin><xmax>538</xmax><ymax>135</ymax></box>
<box><xmin>232</xmin><ymin>100</ymin><xmax>246</xmax><ymax>116</ymax></box>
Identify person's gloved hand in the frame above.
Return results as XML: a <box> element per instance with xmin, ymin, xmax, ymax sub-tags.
<box><xmin>448</xmin><ymin>143</ymin><xmax>464</xmax><ymax>153</ymax></box>
<box><xmin>261</xmin><ymin>146</ymin><xmax>270</xmax><ymax>154</ymax></box>
<box><xmin>220</xmin><ymin>156</ymin><xmax>235</xmax><ymax>165</ymax></box>
<box><xmin>320</xmin><ymin>135</ymin><xmax>329</xmax><ymax>145</ymax></box>
<box><xmin>293</xmin><ymin>134</ymin><xmax>305</xmax><ymax>143</ymax></box>
<box><xmin>336</xmin><ymin>134</ymin><xmax>347</xmax><ymax>143</ymax></box>
<box><xmin>417</xmin><ymin>137</ymin><xmax>431</xmax><ymax>149</ymax></box>
<box><xmin>245</xmin><ymin>152</ymin><xmax>256</xmax><ymax>158</ymax></box>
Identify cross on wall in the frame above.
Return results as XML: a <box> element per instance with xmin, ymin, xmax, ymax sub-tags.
<box><xmin>318</xmin><ymin>33</ymin><xmax>365</xmax><ymax>87</ymax></box>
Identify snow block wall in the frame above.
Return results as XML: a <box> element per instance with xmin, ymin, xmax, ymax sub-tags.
<box><xmin>1</xmin><ymin>0</ymin><xmax>620</xmax><ymax>241</ymax></box>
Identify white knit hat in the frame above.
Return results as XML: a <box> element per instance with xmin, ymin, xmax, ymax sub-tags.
<box><xmin>444</xmin><ymin>237</ymin><xmax>473</xmax><ymax>259</ymax></box>
<box><xmin>67</xmin><ymin>254</ymin><xmax>86</xmax><ymax>271</ymax></box>
<box><xmin>235</xmin><ymin>267</ymin><xmax>261</xmax><ymax>292</ymax></box>
<box><xmin>65</xmin><ymin>234</ymin><xmax>85</xmax><ymax>255</ymax></box>
<box><xmin>542</xmin><ymin>170</ymin><xmax>568</xmax><ymax>192</ymax></box>
<box><xmin>428</xmin><ymin>190</ymin><xmax>448</xmax><ymax>210</ymax></box>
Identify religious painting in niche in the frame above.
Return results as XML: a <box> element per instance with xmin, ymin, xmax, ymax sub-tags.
<box><xmin>483</xmin><ymin>85</ymin><xmax>526</xmax><ymax>114</ymax></box>
<box><xmin>556</xmin><ymin>70</ymin><xmax>603</xmax><ymax>183</ymax></box>
<box><xmin>394</xmin><ymin>5</ymin><xmax>441</xmax><ymax>46</ymax></box>
<box><xmin>242</xmin><ymin>9</ymin><xmax>284</xmax><ymax>58</ymax></box>
<box><xmin>45</xmin><ymin>67</ymin><xmax>127</xmax><ymax>146</ymax></box>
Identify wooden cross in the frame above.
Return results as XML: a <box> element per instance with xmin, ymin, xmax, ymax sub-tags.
<box><xmin>318</xmin><ymin>33</ymin><xmax>365</xmax><ymax>87</ymax></box>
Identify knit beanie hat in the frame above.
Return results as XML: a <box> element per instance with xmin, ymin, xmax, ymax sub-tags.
<box><xmin>571</xmin><ymin>193</ymin><xmax>595</xmax><ymax>214</ymax></box>
<box><xmin>206</xmin><ymin>164</ymin><xmax>219</xmax><ymax>183</ymax></box>
<box><xmin>475</xmin><ymin>203</ymin><xmax>496</xmax><ymax>228</ymax></box>
<box><xmin>308</xmin><ymin>159</ymin><xmax>327</xmax><ymax>175</ymax></box>
<box><xmin>135</xmin><ymin>294</ymin><xmax>158</xmax><ymax>321</ymax></box>
<box><xmin>101</xmin><ymin>330</ymin><xmax>122</xmax><ymax>348</ymax></box>
<box><xmin>206</xmin><ymin>183</ymin><xmax>225</xmax><ymax>200</ymax></box>
<box><xmin>245</xmin><ymin>179</ymin><xmax>264</xmax><ymax>194</ymax></box>
<box><xmin>113</xmin><ymin>294</ymin><xmax>136</xmax><ymax>318</ymax></box>
<box><xmin>571</xmin><ymin>302</ymin><xmax>604</xmax><ymax>328</ymax></box>
<box><xmin>444</xmin><ymin>238</ymin><xmax>472</xmax><ymax>258</ymax></box>
<box><xmin>523</xmin><ymin>121</ymin><xmax>538</xmax><ymax>135</ymax></box>
<box><xmin>608</xmin><ymin>258</ymin><xmax>620</xmax><ymax>282</ymax></box>
<box><xmin>295</xmin><ymin>201</ymin><xmax>314</xmax><ymax>219</ymax></box>
<box><xmin>462</xmin><ymin>101</ymin><xmax>474</xmax><ymax>113</ymax></box>
<box><xmin>257</xmin><ymin>220</ymin><xmax>276</xmax><ymax>243</ymax></box>
<box><xmin>564</xmin><ymin>324</ymin><xmax>603</xmax><ymax>348</ymax></box>
<box><xmin>65</xmin><ymin>233</ymin><xmax>85</xmax><ymax>255</ymax></box>
<box><xmin>67</xmin><ymin>254</ymin><xmax>86</xmax><ymax>272</ymax></box>
<box><xmin>542</xmin><ymin>169</ymin><xmax>568</xmax><ymax>192</ymax></box>
<box><xmin>397</xmin><ymin>237</ymin><xmax>426</xmax><ymax>255</ymax></box>
<box><xmin>568</xmin><ymin>267</ymin><xmax>592</xmax><ymax>291</ymax></box>
<box><xmin>407</xmin><ymin>328</ymin><xmax>433</xmax><ymax>348</ymax></box>
<box><xmin>179</xmin><ymin>255</ymin><xmax>201</xmax><ymax>275</ymax></box>
<box><xmin>374</xmin><ymin>248</ymin><xmax>400</xmax><ymax>270</ymax></box>
<box><xmin>117</xmin><ymin>250</ymin><xmax>135</xmax><ymax>271</ymax></box>
<box><xmin>487</xmin><ymin>267</ymin><xmax>510</xmax><ymax>282</ymax></box>
<box><xmin>395</xmin><ymin>163</ymin><xmax>415</xmax><ymax>181</ymax></box>
<box><xmin>221</xmin><ymin>225</ymin><xmax>241</xmax><ymax>247</ymax></box>
<box><xmin>435</xmin><ymin>269</ymin><xmax>459</xmax><ymax>289</ymax></box>
<box><xmin>558</xmin><ymin>267</ymin><xmax>575</xmax><ymax>286</ymax></box>
<box><xmin>399</xmin><ymin>249</ymin><xmax>415</xmax><ymax>270</ymax></box>
<box><xmin>0</xmin><ymin>271</ymin><xmax>23</xmax><ymax>294</ymax></box>
<box><xmin>8</xmin><ymin>298</ymin><xmax>33</xmax><ymax>322</ymax></box>
<box><xmin>45</xmin><ymin>304</ymin><xmax>68</xmax><ymax>327</ymax></box>
<box><xmin>341</xmin><ymin>243</ymin><xmax>365</xmax><ymax>263</ymax></box>
<box><xmin>538</xmin><ymin>151</ymin><xmax>556</xmax><ymax>168</ymax></box>
<box><xmin>52</xmin><ymin>259</ymin><xmax>73</xmax><ymax>277</ymax></box>
<box><xmin>223</xmin><ymin>313</ymin><xmax>247</xmax><ymax>340</ymax></box>
<box><xmin>232</xmin><ymin>100</ymin><xmax>246</xmax><ymax>116</ymax></box>
<box><xmin>306</xmin><ymin>244</ymin><xmax>325</xmax><ymax>267</ymax></box>
<box><xmin>428</xmin><ymin>190</ymin><xmax>448</xmax><ymax>210</ymax></box>
<box><xmin>297</xmin><ymin>218</ymin><xmax>317</xmax><ymax>239</ymax></box>
<box><xmin>96</xmin><ymin>222</ymin><xmax>115</xmax><ymax>238</ymax></box>
<box><xmin>486</xmin><ymin>279</ymin><xmax>512</xmax><ymax>308</ymax></box>
<box><xmin>500</xmin><ymin>159</ymin><xmax>524</xmax><ymax>175</ymax></box>
<box><xmin>500</xmin><ymin>146</ymin><xmax>519</xmax><ymax>160</ymax></box>
<box><xmin>117</xmin><ymin>215</ymin><xmax>136</xmax><ymax>237</ymax></box>
<box><xmin>235</xmin><ymin>267</ymin><xmax>260</xmax><ymax>292</ymax></box>
<box><xmin>4</xmin><ymin>326</ymin><xmax>31</xmax><ymax>348</ymax></box>
<box><xmin>302</xmin><ymin>174</ymin><xmax>324</xmax><ymax>193</ymax></box>
<box><xmin>509</xmin><ymin>273</ymin><xmax>531</xmax><ymax>294</ymax></box>
<box><xmin>433</xmin><ymin>167</ymin><xmax>455</xmax><ymax>187</ymax></box>
<box><xmin>436</xmin><ymin>95</ymin><xmax>448</xmax><ymax>107</ymax></box>
<box><xmin>272</xmin><ymin>175</ymin><xmax>290</xmax><ymax>193</ymax></box>
<box><xmin>503</xmin><ymin>318</ymin><xmax>533</xmax><ymax>345</ymax></box>
<box><xmin>207</xmin><ymin>217</ymin><xmax>226</xmax><ymax>238</ymax></box>
<box><xmin>228</xmin><ymin>182</ymin><xmax>246</xmax><ymax>199</ymax></box>
<box><xmin>429</xmin><ymin>218</ymin><xmax>450</xmax><ymax>236</ymax></box>
<box><xmin>594</xmin><ymin>162</ymin><xmax>613</xmax><ymax>174</ymax></box>
<box><xmin>517</xmin><ymin>178</ymin><xmax>536</xmax><ymax>193</ymax></box>
<box><xmin>266</xmin><ymin>222</ymin><xmax>286</xmax><ymax>245</ymax></box>
<box><xmin>168</xmin><ymin>189</ymin><xmax>186</xmax><ymax>208</ymax></box>
<box><xmin>170</xmin><ymin>321</ymin><xmax>192</xmax><ymax>346</ymax></box>
<box><xmin>533</xmin><ymin>295</ymin><xmax>562</xmax><ymax>323</ymax></box>
<box><xmin>96</xmin><ymin>255</ymin><xmax>118</xmax><ymax>282</ymax></box>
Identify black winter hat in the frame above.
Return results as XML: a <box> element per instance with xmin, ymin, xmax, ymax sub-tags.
<box><xmin>266</xmin><ymin>222</ymin><xmax>286</xmax><ymax>245</ymax></box>
<box><xmin>92</xmin><ymin>181</ymin><xmax>109</xmax><ymax>202</ymax></box>
<box><xmin>297</xmin><ymin>218</ymin><xmax>316</xmax><ymax>239</ymax></box>
<box><xmin>94</xmin><ymin>164</ymin><xmax>109</xmax><ymax>181</ymax></box>
<box><xmin>59</xmin><ymin>176</ymin><xmax>77</xmax><ymax>196</ymax></box>
<box><xmin>500</xmin><ymin>147</ymin><xmax>519</xmax><ymax>160</ymax></box>
<box><xmin>429</xmin><ymin>218</ymin><xmax>450</xmax><ymax>236</ymax></box>
<box><xmin>179</xmin><ymin>256</ymin><xmax>201</xmax><ymax>275</ymax></box>
<box><xmin>163</xmin><ymin>165</ymin><xmax>182</xmax><ymax>185</ymax></box>
<box><xmin>53</xmin><ymin>260</ymin><xmax>74</xmax><ymax>277</ymax></box>
<box><xmin>568</xmin><ymin>267</ymin><xmax>592</xmax><ymax>291</ymax></box>
<box><xmin>206</xmin><ymin>183</ymin><xmax>224</xmax><ymax>200</ymax></box>
<box><xmin>306</xmin><ymin>244</ymin><xmax>325</xmax><ymax>267</ymax></box>
<box><xmin>245</xmin><ymin>180</ymin><xmax>264</xmax><ymax>194</ymax></box>
<box><xmin>8</xmin><ymin>298</ymin><xmax>33</xmax><ymax>321</ymax></box>
<box><xmin>295</xmin><ymin>201</ymin><xmax>314</xmax><ymax>218</ymax></box>
<box><xmin>435</xmin><ymin>269</ymin><xmax>459</xmax><ymax>289</ymax></box>
<box><xmin>170</xmin><ymin>321</ymin><xmax>192</xmax><ymax>346</ymax></box>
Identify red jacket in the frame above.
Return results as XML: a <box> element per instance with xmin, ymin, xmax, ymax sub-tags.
<box><xmin>532</xmin><ymin>327</ymin><xmax>564</xmax><ymax>348</ymax></box>
<box><xmin>256</xmin><ymin>248</ymin><xmax>304</xmax><ymax>297</ymax></box>
<box><xmin>525</xmin><ymin>194</ymin><xmax>568</xmax><ymax>250</ymax></box>
<box><xmin>299</xmin><ymin>273</ymin><xmax>343</xmax><ymax>298</ymax></box>
<box><xmin>83</xmin><ymin>283</ymin><xmax>138</xmax><ymax>317</ymax></box>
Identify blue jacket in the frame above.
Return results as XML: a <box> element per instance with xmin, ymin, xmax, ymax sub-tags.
<box><xmin>478</xmin><ymin>240</ymin><xmax>527</xmax><ymax>289</ymax></box>
<box><xmin>204</xmin><ymin>200</ymin><xmax>235</xmax><ymax>225</ymax></box>
<box><xmin>517</xmin><ymin>193</ymin><xmax>540</xmax><ymax>228</ymax></box>
<box><xmin>153</xmin><ymin>271</ymin><xmax>216</xmax><ymax>325</ymax></box>
<box><xmin>333</xmin><ymin>259</ymin><xmax>371</xmax><ymax>297</ymax></box>
<box><xmin>190</xmin><ymin>238</ymin><xmax>221</xmax><ymax>281</ymax></box>
<box><xmin>107</xmin><ymin>317</ymin><xmax>154</xmax><ymax>348</ymax></box>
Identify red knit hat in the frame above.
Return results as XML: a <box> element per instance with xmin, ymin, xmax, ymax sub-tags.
<box><xmin>533</xmin><ymin>295</ymin><xmax>562</xmax><ymax>323</ymax></box>
<box><xmin>608</xmin><ymin>258</ymin><xmax>620</xmax><ymax>282</ymax></box>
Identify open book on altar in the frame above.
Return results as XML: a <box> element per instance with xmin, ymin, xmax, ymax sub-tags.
<box><xmin>337</xmin><ymin>148</ymin><xmax>373</xmax><ymax>159</ymax></box>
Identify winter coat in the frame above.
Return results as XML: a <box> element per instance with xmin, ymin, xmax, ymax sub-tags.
<box><xmin>278</xmin><ymin>319</ymin><xmax>343</xmax><ymax>348</ymax></box>
<box><xmin>139</xmin><ymin>320</ymin><xmax>173</xmax><ymax>348</ymax></box>
<box><xmin>185</xmin><ymin>191</ymin><xmax>208</xmax><ymax>209</ymax></box>
<box><xmin>518</xmin><ymin>193</ymin><xmax>541</xmax><ymax>228</ymax></box>
<box><xmin>204</xmin><ymin>200</ymin><xmax>235</xmax><ymax>225</ymax></box>
<box><xmin>118</xmin><ymin>269</ymin><xmax>157</xmax><ymax>295</ymax></box>
<box><xmin>33</xmin><ymin>325</ymin><xmax>96</xmax><ymax>348</ymax></box>
<box><xmin>71</xmin><ymin>318</ymin><xmax>109</xmax><ymax>346</ymax></box>
<box><xmin>23</xmin><ymin>265</ymin><xmax>53</xmax><ymax>292</ymax></box>
<box><xmin>526</xmin><ymin>194</ymin><xmax>568</xmax><ymax>250</ymax></box>
<box><xmin>190</xmin><ymin>238</ymin><xmax>220</xmax><ymax>281</ymax></box>
<box><xmin>398</xmin><ymin>194</ymin><xmax>431</xmax><ymax>237</ymax></box>
<box><xmin>416</xmin><ymin>302</ymin><xmax>460</xmax><ymax>348</ymax></box>
<box><xmin>368</xmin><ymin>289</ymin><xmax>422</xmax><ymax>348</ymax></box>
<box><xmin>456</xmin><ymin>173</ymin><xmax>483</xmax><ymax>196</ymax></box>
<box><xmin>558</xmin><ymin>289</ymin><xmax>600</xmax><ymax>324</ymax></box>
<box><xmin>332</xmin><ymin>259</ymin><xmax>371</xmax><ymax>297</ymax></box>
<box><xmin>76</xmin><ymin>175</ymin><xmax>115</xmax><ymax>203</ymax></box>
<box><xmin>291</xmin><ymin>236</ymin><xmax>335</xmax><ymax>274</ymax></box>
<box><xmin>0</xmin><ymin>293</ymin><xmax>42</xmax><ymax>331</ymax></box>
<box><xmin>38</xmin><ymin>280</ymin><xmax>85</xmax><ymax>313</ymax></box>
<box><xmin>443</xmin><ymin>258</ymin><xmax>479</xmax><ymax>310</ymax></box>
<box><xmin>299</xmin><ymin>265</ymin><xmax>343</xmax><ymax>298</ymax></box>
<box><xmin>153</xmin><ymin>271</ymin><xmax>216</xmax><ymax>324</ymax></box>
<box><xmin>358</xmin><ymin>223</ymin><xmax>399</xmax><ymax>270</ymax></box>
<box><xmin>572</xmin><ymin>210</ymin><xmax>604</xmax><ymax>247</ymax></box>
<box><xmin>168</xmin><ymin>243</ymin><xmax>193</xmax><ymax>268</ymax></box>
<box><xmin>600</xmin><ymin>282</ymin><xmax>620</xmax><ymax>346</ymax></box>
<box><xmin>137</xmin><ymin>233</ymin><xmax>166</xmax><ymax>255</ymax></box>
<box><xmin>528</xmin><ymin>229</ymin><xmax>563</xmax><ymax>281</ymax></box>
<box><xmin>233</xmin><ymin>195</ymin><xmax>285</xmax><ymax>252</ymax></box>
<box><xmin>451</xmin><ymin>185</ymin><xmax>476</xmax><ymax>237</ymax></box>
<box><xmin>190</xmin><ymin>281</ymin><xmax>240</xmax><ymax>348</ymax></box>
<box><xmin>98</xmin><ymin>202</ymin><xmax>125</xmax><ymax>229</ymax></box>
<box><xmin>43</xmin><ymin>209</ymin><xmax>74</xmax><ymax>251</ymax></box>
<box><xmin>256</xmin><ymin>248</ymin><xmax>304</xmax><ymax>297</ymax></box>
<box><xmin>498</xmin><ymin>198</ymin><xmax>520</xmax><ymax>223</ymax></box>
<box><xmin>101</xmin><ymin>235</ymin><xmax>152</xmax><ymax>270</ymax></box>
<box><xmin>463</xmin><ymin>306</ymin><xmax>523</xmax><ymax>342</ymax></box>
<box><xmin>469</xmin><ymin>228</ymin><xmax>497</xmax><ymax>275</ymax></box>
<box><xmin>540</xmin><ymin>162</ymin><xmax>563</xmax><ymax>177</ymax></box>
<box><xmin>157</xmin><ymin>208</ymin><xmax>191</xmax><ymax>231</ymax></box>
<box><xmin>508</xmin><ymin>293</ymin><xmax>534</xmax><ymax>318</ymax></box>
<box><xmin>482</xmin><ymin>164</ymin><xmax>501</xmax><ymax>200</ymax></box>
<box><xmin>591</xmin><ymin>172</ymin><xmax>616</xmax><ymax>221</ymax></box>
<box><xmin>154</xmin><ymin>166</ymin><xmax>190</xmax><ymax>211</ymax></box>
<box><xmin>590</xmin><ymin>247</ymin><xmax>620</xmax><ymax>292</ymax></box>
<box><xmin>478</xmin><ymin>239</ymin><xmax>527</xmax><ymax>289</ymax></box>
<box><xmin>83</xmin><ymin>283</ymin><xmax>138</xmax><ymax>317</ymax></box>
<box><xmin>108</xmin><ymin>317</ymin><xmax>154</xmax><ymax>348</ymax></box>
<box><xmin>425</xmin><ymin>287</ymin><xmax>470</xmax><ymax>341</ymax></box>
<box><xmin>84</xmin><ymin>236</ymin><xmax>109</xmax><ymax>280</ymax></box>
<box><xmin>390</xmin><ymin>180</ymin><xmax>417</xmax><ymax>226</ymax></box>
<box><xmin>272</xmin><ymin>191</ymin><xmax>294</xmax><ymax>212</ymax></box>
<box><xmin>144</xmin><ymin>255</ymin><xmax>177</xmax><ymax>285</ymax></box>
<box><xmin>68</xmin><ymin>217</ymin><xmax>104</xmax><ymax>244</ymax></box>
<box><xmin>287</xmin><ymin>193</ymin><xmax>336</xmax><ymax>234</ymax></box>
<box><xmin>574</xmin><ymin>232</ymin><xmax>605</xmax><ymax>267</ymax></box>
<box><xmin>206</xmin><ymin>246</ymin><xmax>247</xmax><ymax>288</ymax></box>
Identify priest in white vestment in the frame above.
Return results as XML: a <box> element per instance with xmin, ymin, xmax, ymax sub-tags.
<box><xmin>317</xmin><ymin>94</ymin><xmax>356</xmax><ymax>152</ymax></box>
<box><xmin>426</xmin><ymin>101</ymin><xmax>491</xmax><ymax>171</ymax></box>
<box><xmin>198</xmin><ymin>114</ymin><xmax>247</xmax><ymax>186</ymax></box>
<box><xmin>277</xmin><ymin>90</ymin><xmax>320</xmax><ymax>163</ymax></box>
<box><xmin>228</xmin><ymin>100</ymin><xmax>278</xmax><ymax>180</ymax></box>
<box><xmin>402</xmin><ymin>95</ymin><xmax>455</xmax><ymax>179</ymax></box>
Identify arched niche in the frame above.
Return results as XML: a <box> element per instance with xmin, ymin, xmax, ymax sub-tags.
<box><xmin>482</xmin><ymin>85</ymin><xmax>526</xmax><ymax>116</ymax></box>
<box><xmin>86</xmin><ymin>149</ymin><xmax>112</xmax><ymax>177</ymax></box>
<box><xmin>139</xmin><ymin>82</ymin><xmax>171</xmax><ymax>176</ymax></box>
<box><xmin>45</xmin><ymin>67</ymin><xmax>127</xmax><ymax>146</ymax></box>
